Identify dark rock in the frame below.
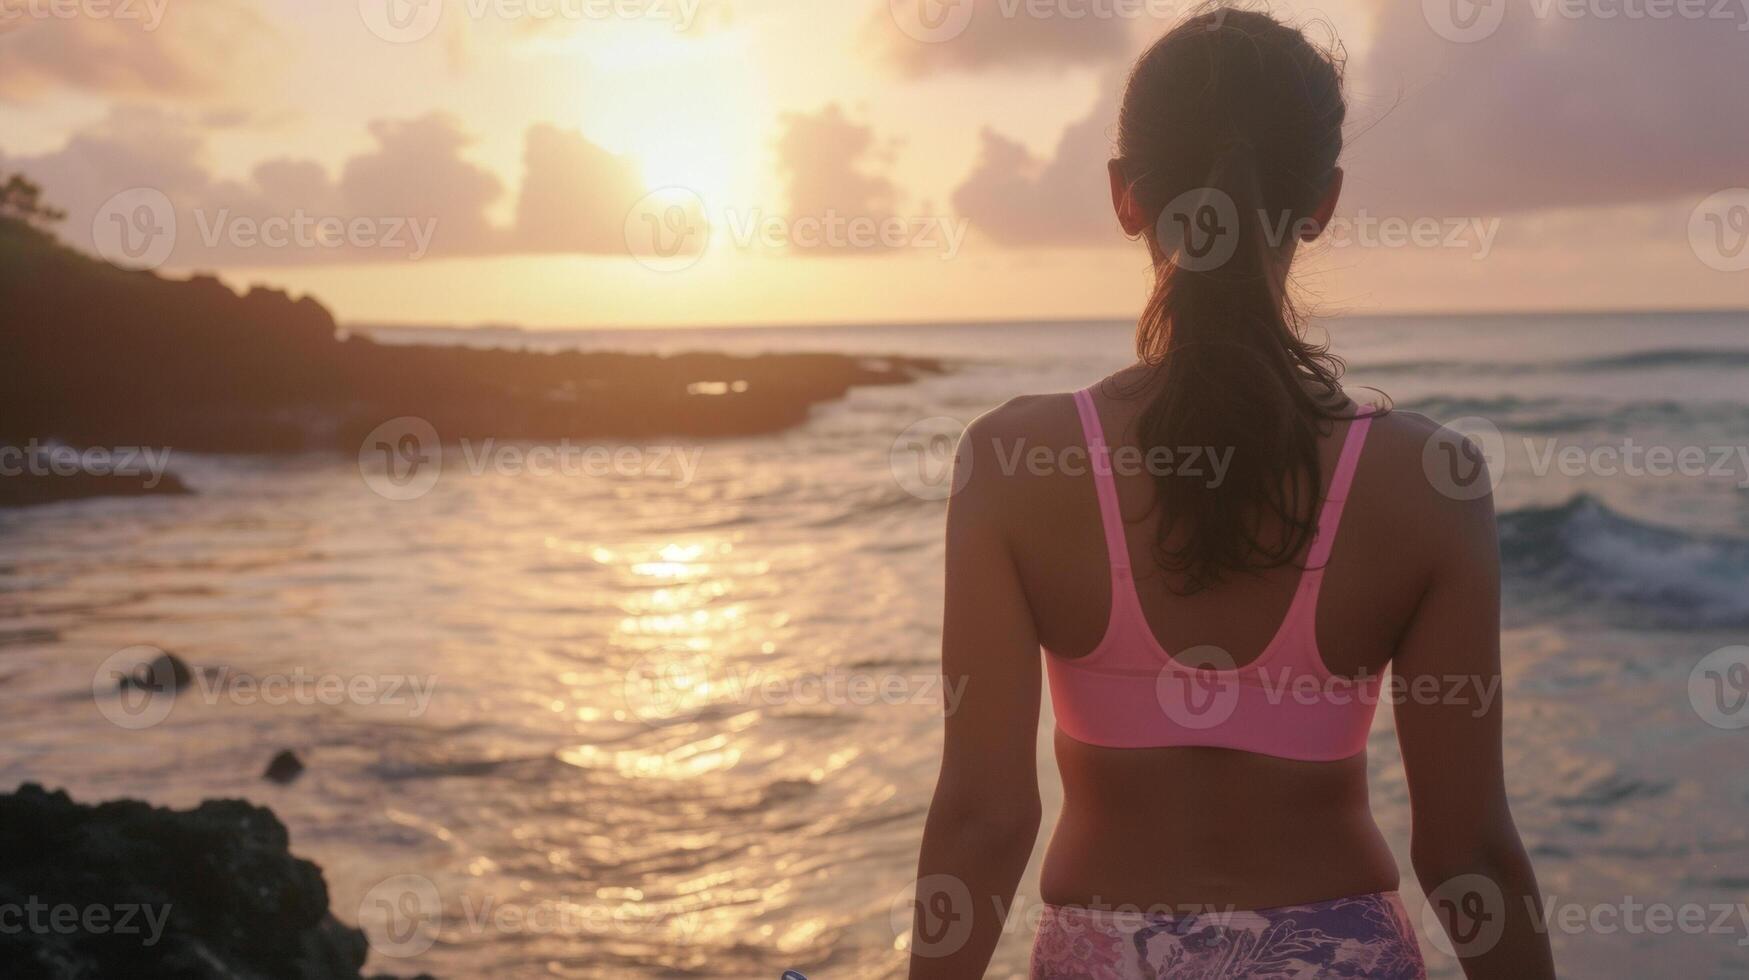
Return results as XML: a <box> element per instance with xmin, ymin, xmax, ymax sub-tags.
<box><xmin>265</xmin><ymin>750</ymin><xmax>306</xmax><ymax>784</ymax></box>
<box><xmin>0</xmin><ymin>215</ymin><xmax>946</xmax><ymax>455</ymax></box>
<box><xmin>0</xmin><ymin>783</ymin><xmax>423</xmax><ymax>978</ymax></box>
<box><xmin>116</xmin><ymin>650</ymin><xmax>193</xmax><ymax>694</ymax></box>
<box><xmin>0</xmin><ymin>456</ymin><xmax>191</xmax><ymax>508</ymax></box>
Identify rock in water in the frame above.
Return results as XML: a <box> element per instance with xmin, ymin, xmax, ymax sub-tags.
<box><xmin>0</xmin><ymin>457</ymin><xmax>193</xmax><ymax>508</ymax></box>
<box><xmin>0</xmin><ymin>783</ymin><xmax>401</xmax><ymax>978</ymax></box>
<box><xmin>265</xmin><ymin>750</ymin><xmax>306</xmax><ymax>784</ymax></box>
<box><xmin>117</xmin><ymin>650</ymin><xmax>193</xmax><ymax>694</ymax></box>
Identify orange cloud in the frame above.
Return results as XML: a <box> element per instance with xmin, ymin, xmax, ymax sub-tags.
<box><xmin>950</xmin><ymin>3</ymin><xmax>1749</xmax><ymax>247</ymax></box>
<box><xmin>769</xmin><ymin>103</ymin><xmax>966</xmax><ymax>256</ymax></box>
<box><xmin>776</xmin><ymin>103</ymin><xmax>899</xmax><ymax>219</ymax></box>
<box><xmin>1</xmin><ymin>108</ymin><xmax>656</xmax><ymax>264</ymax></box>
<box><xmin>951</xmin><ymin>75</ymin><xmax>1121</xmax><ymax>245</ymax></box>
<box><xmin>865</xmin><ymin>0</ymin><xmax>1137</xmax><ymax>75</ymax></box>
<box><xmin>1345</xmin><ymin>0</ymin><xmax>1749</xmax><ymax>215</ymax></box>
<box><xmin>514</xmin><ymin>123</ymin><xmax>648</xmax><ymax>252</ymax></box>
<box><xmin>0</xmin><ymin>0</ymin><xmax>282</xmax><ymax>101</ymax></box>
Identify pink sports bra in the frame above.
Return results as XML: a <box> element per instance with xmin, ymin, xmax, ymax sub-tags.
<box><xmin>1043</xmin><ymin>386</ymin><xmax>1382</xmax><ymax>762</ymax></box>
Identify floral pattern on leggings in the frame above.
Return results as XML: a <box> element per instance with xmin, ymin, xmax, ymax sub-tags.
<box><xmin>1031</xmin><ymin>891</ymin><xmax>1427</xmax><ymax>980</ymax></box>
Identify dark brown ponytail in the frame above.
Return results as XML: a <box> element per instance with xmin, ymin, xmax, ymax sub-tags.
<box><xmin>1114</xmin><ymin>8</ymin><xmax>1355</xmax><ymax>593</ymax></box>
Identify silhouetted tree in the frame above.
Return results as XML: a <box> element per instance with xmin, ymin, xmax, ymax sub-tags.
<box><xmin>0</xmin><ymin>174</ymin><xmax>66</xmax><ymax>227</ymax></box>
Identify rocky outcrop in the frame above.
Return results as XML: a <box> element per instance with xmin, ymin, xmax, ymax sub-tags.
<box><xmin>0</xmin><ymin>783</ymin><xmax>419</xmax><ymax>979</ymax></box>
<box><xmin>0</xmin><ymin>458</ymin><xmax>191</xmax><ymax>508</ymax></box>
<box><xmin>0</xmin><ymin>216</ymin><xmax>944</xmax><ymax>458</ymax></box>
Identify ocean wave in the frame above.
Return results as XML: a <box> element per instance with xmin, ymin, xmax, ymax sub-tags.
<box><xmin>1400</xmin><ymin>395</ymin><xmax>1749</xmax><ymax>434</ymax></box>
<box><xmin>1348</xmin><ymin>357</ymin><xmax>1471</xmax><ymax>375</ymax></box>
<box><xmin>1355</xmin><ymin>347</ymin><xmax>1749</xmax><ymax>377</ymax></box>
<box><xmin>1574</xmin><ymin>348</ymin><xmax>1749</xmax><ymax>370</ymax></box>
<box><xmin>802</xmin><ymin>482</ymin><xmax>936</xmax><ymax>528</ymax></box>
<box><xmin>1500</xmin><ymin>495</ymin><xmax>1749</xmax><ymax>629</ymax></box>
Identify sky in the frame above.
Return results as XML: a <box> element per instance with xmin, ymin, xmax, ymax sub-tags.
<box><xmin>1</xmin><ymin>0</ymin><xmax>1745</xmax><ymax>328</ymax></box>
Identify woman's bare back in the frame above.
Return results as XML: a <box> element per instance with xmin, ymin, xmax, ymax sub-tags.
<box><xmin>985</xmin><ymin>364</ymin><xmax>1458</xmax><ymax>910</ymax></box>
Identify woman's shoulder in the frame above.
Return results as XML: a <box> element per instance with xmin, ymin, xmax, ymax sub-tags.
<box><xmin>1356</xmin><ymin>408</ymin><xmax>1489</xmax><ymax>480</ymax></box>
<box><xmin>1353</xmin><ymin>406</ymin><xmax>1443</xmax><ymax>462</ymax></box>
<box><xmin>965</xmin><ymin>391</ymin><xmax>1082</xmax><ymax>442</ymax></box>
<box><xmin>1349</xmin><ymin>407</ymin><xmax>1499</xmax><ymax>535</ymax></box>
<box><xmin>952</xmin><ymin>391</ymin><xmax>1094</xmax><ymax>508</ymax></box>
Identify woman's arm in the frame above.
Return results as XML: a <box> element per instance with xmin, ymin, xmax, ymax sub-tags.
<box><xmin>906</xmin><ymin>409</ymin><xmax>1043</xmax><ymax>979</ymax></box>
<box><xmin>1393</xmin><ymin>435</ymin><xmax>1556</xmax><ymax>978</ymax></box>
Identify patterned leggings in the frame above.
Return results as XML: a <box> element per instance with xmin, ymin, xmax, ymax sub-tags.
<box><xmin>1031</xmin><ymin>891</ymin><xmax>1427</xmax><ymax>979</ymax></box>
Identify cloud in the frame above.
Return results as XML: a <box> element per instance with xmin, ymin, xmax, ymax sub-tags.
<box><xmin>0</xmin><ymin>0</ymin><xmax>282</xmax><ymax>101</ymax></box>
<box><xmin>775</xmin><ymin>103</ymin><xmax>900</xmax><ymax>218</ymax></box>
<box><xmin>866</xmin><ymin>0</ymin><xmax>1138</xmax><ymax>75</ymax></box>
<box><xmin>514</xmin><ymin>123</ymin><xmax>648</xmax><ymax>252</ymax></box>
<box><xmin>767</xmin><ymin>103</ymin><xmax>974</xmax><ymax>257</ymax></box>
<box><xmin>951</xmin><ymin>78</ymin><xmax>1122</xmax><ymax>244</ymax></box>
<box><xmin>1342</xmin><ymin>1</ymin><xmax>1749</xmax><ymax>216</ymax></box>
<box><xmin>0</xmin><ymin>107</ymin><xmax>656</xmax><ymax>265</ymax></box>
<box><xmin>336</xmin><ymin>116</ymin><xmax>507</xmax><ymax>251</ymax></box>
<box><xmin>503</xmin><ymin>0</ymin><xmax>731</xmax><ymax>36</ymax></box>
<box><xmin>947</xmin><ymin>3</ymin><xmax>1749</xmax><ymax>247</ymax></box>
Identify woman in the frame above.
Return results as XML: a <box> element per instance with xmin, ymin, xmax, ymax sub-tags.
<box><xmin>906</xmin><ymin>9</ymin><xmax>1555</xmax><ymax>979</ymax></box>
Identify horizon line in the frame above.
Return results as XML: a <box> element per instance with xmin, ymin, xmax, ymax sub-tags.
<box><xmin>349</xmin><ymin>306</ymin><xmax>1749</xmax><ymax>335</ymax></box>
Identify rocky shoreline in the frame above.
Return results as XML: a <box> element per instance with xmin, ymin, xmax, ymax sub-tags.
<box><xmin>0</xmin><ymin>784</ymin><xmax>427</xmax><ymax>979</ymax></box>
<box><xmin>0</xmin><ymin>454</ymin><xmax>192</xmax><ymax>508</ymax></box>
<box><xmin>0</xmin><ymin>215</ymin><xmax>944</xmax><ymax>504</ymax></box>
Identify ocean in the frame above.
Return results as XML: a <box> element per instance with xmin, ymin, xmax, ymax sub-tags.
<box><xmin>3</xmin><ymin>312</ymin><xmax>1748</xmax><ymax>978</ymax></box>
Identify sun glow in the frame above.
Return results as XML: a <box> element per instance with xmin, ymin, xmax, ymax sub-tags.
<box><xmin>573</xmin><ymin>26</ymin><xmax>762</xmax><ymax>208</ymax></box>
